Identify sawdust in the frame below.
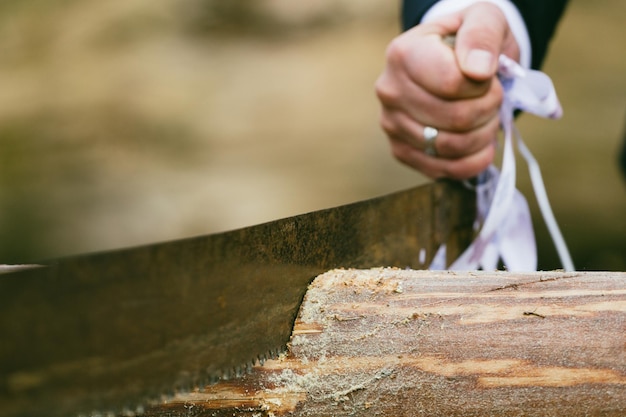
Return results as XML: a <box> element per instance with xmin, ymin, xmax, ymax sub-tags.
<box><xmin>266</xmin><ymin>268</ymin><xmax>437</xmax><ymax>415</ymax></box>
<box><xmin>260</xmin><ymin>268</ymin><xmax>626</xmax><ymax>416</ymax></box>
<box><xmin>265</xmin><ymin>359</ymin><xmax>397</xmax><ymax>415</ymax></box>
<box><xmin>141</xmin><ymin>269</ymin><xmax>626</xmax><ymax>416</ymax></box>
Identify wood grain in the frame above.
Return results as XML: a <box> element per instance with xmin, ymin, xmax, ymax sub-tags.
<box><xmin>142</xmin><ymin>269</ymin><xmax>626</xmax><ymax>416</ymax></box>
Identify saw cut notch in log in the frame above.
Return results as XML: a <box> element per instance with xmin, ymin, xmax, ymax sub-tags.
<box><xmin>144</xmin><ymin>269</ymin><xmax>626</xmax><ymax>417</ymax></box>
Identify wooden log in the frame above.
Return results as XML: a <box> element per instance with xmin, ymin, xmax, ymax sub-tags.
<box><xmin>142</xmin><ymin>269</ymin><xmax>626</xmax><ymax>416</ymax></box>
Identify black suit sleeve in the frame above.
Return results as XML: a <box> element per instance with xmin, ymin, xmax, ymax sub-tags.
<box><xmin>401</xmin><ymin>0</ymin><xmax>439</xmax><ymax>31</ymax></box>
<box><xmin>401</xmin><ymin>0</ymin><xmax>569</xmax><ymax>69</ymax></box>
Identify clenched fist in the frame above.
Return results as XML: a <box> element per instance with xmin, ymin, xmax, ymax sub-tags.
<box><xmin>375</xmin><ymin>2</ymin><xmax>520</xmax><ymax>179</ymax></box>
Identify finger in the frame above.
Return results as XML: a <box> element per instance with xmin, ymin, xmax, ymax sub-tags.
<box><xmin>385</xmin><ymin>22</ymin><xmax>491</xmax><ymax>100</ymax></box>
<box><xmin>402</xmin><ymin>76</ymin><xmax>503</xmax><ymax>132</ymax></box>
<box><xmin>378</xmin><ymin>67</ymin><xmax>502</xmax><ymax>133</ymax></box>
<box><xmin>390</xmin><ymin>139</ymin><xmax>496</xmax><ymax>180</ymax></box>
<box><xmin>454</xmin><ymin>3</ymin><xmax>513</xmax><ymax>81</ymax></box>
<box><xmin>380</xmin><ymin>108</ymin><xmax>500</xmax><ymax>159</ymax></box>
<box><xmin>434</xmin><ymin>116</ymin><xmax>500</xmax><ymax>158</ymax></box>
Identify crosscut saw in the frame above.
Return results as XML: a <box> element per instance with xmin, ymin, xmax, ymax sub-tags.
<box><xmin>0</xmin><ymin>181</ymin><xmax>474</xmax><ymax>417</ymax></box>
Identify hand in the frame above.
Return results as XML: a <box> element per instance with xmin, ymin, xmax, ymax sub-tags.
<box><xmin>375</xmin><ymin>2</ymin><xmax>520</xmax><ymax>179</ymax></box>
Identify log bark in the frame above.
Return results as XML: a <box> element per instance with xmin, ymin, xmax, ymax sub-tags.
<box><xmin>142</xmin><ymin>269</ymin><xmax>626</xmax><ymax>416</ymax></box>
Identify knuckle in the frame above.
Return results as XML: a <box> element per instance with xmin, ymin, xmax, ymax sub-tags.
<box><xmin>490</xmin><ymin>80</ymin><xmax>504</xmax><ymax>107</ymax></box>
<box><xmin>374</xmin><ymin>75</ymin><xmax>400</xmax><ymax>105</ymax></box>
<box><xmin>446</xmin><ymin>105</ymin><xmax>475</xmax><ymax>131</ymax></box>
<box><xmin>385</xmin><ymin>36</ymin><xmax>410</xmax><ymax>65</ymax></box>
<box><xmin>390</xmin><ymin>142</ymin><xmax>422</xmax><ymax>171</ymax></box>
<box><xmin>446</xmin><ymin>89</ymin><xmax>501</xmax><ymax>132</ymax></box>
<box><xmin>439</xmin><ymin>120</ymin><xmax>499</xmax><ymax>157</ymax></box>
<box><xmin>390</xmin><ymin>141</ymin><xmax>409</xmax><ymax>162</ymax></box>
<box><xmin>442</xmin><ymin>146</ymin><xmax>495</xmax><ymax>180</ymax></box>
<box><xmin>437</xmin><ymin>68</ymin><xmax>465</xmax><ymax>98</ymax></box>
<box><xmin>376</xmin><ymin>36</ymin><xmax>415</xmax><ymax>104</ymax></box>
<box><xmin>438</xmin><ymin>135</ymin><xmax>471</xmax><ymax>157</ymax></box>
<box><xmin>390</xmin><ymin>141</ymin><xmax>445</xmax><ymax>180</ymax></box>
<box><xmin>379</xmin><ymin>112</ymin><xmax>399</xmax><ymax>136</ymax></box>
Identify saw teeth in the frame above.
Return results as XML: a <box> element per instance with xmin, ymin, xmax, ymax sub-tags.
<box><xmin>87</xmin><ymin>410</ymin><xmax>114</xmax><ymax>417</ymax></box>
<box><xmin>120</xmin><ymin>407</ymin><xmax>135</xmax><ymax>417</ymax></box>
<box><xmin>159</xmin><ymin>391</ymin><xmax>173</xmax><ymax>403</ymax></box>
<box><xmin>177</xmin><ymin>383</ymin><xmax>192</xmax><ymax>395</ymax></box>
<box><xmin>81</xmin><ymin>351</ymin><xmax>286</xmax><ymax>417</ymax></box>
<box><xmin>196</xmin><ymin>376</ymin><xmax>210</xmax><ymax>390</ymax></box>
<box><xmin>162</xmin><ymin>388</ymin><xmax>176</xmax><ymax>402</ymax></box>
<box><xmin>208</xmin><ymin>373</ymin><xmax>220</xmax><ymax>385</ymax></box>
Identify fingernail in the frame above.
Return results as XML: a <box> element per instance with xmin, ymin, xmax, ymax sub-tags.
<box><xmin>465</xmin><ymin>49</ymin><xmax>494</xmax><ymax>77</ymax></box>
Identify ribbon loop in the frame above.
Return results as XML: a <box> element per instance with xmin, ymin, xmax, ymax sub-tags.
<box><xmin>430</xmin><ymin>55</ymin><xmax>574</xmax><ymax>272</ymax></box>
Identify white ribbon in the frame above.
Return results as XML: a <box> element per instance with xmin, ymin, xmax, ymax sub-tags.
<box><xmin>430</xmin><ymin>55</ymin><xmax>574</xmax><ymax>272</ymax></box>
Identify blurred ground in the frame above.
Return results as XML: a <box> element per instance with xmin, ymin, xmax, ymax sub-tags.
<box><xmin>0</xmin><ymin>0</ymin><xmax>624</xmax><ymax>270</ymax></box>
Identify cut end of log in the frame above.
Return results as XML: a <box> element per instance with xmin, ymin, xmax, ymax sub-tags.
<box><xmin>144</xmin><ymin>268</ymin><xmax>626</xmax><ymax>416</ymax></box>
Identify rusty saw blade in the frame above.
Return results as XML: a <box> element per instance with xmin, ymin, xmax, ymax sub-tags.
<box><xmin>0</xmin><ymin>181</ymin><xmax>474</xmax><ymax>417</ymax></box>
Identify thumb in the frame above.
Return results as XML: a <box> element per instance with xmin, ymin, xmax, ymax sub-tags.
<box><xmin>454</xmin><ymin>3</ymin><xmax>510</xmax><ymax>81</ymax></box>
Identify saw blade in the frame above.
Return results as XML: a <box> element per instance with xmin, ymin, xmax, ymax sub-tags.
<box><xmin>0</xmin><ymin>181</ymin><xmax>474</xmax><ymax>417</ymax></box>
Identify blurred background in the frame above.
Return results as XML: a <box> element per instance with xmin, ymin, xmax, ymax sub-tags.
<box><xmin>0</xmin><ymin>0</ymin><xmax>624</xmax><ymax>270</ymax></box>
